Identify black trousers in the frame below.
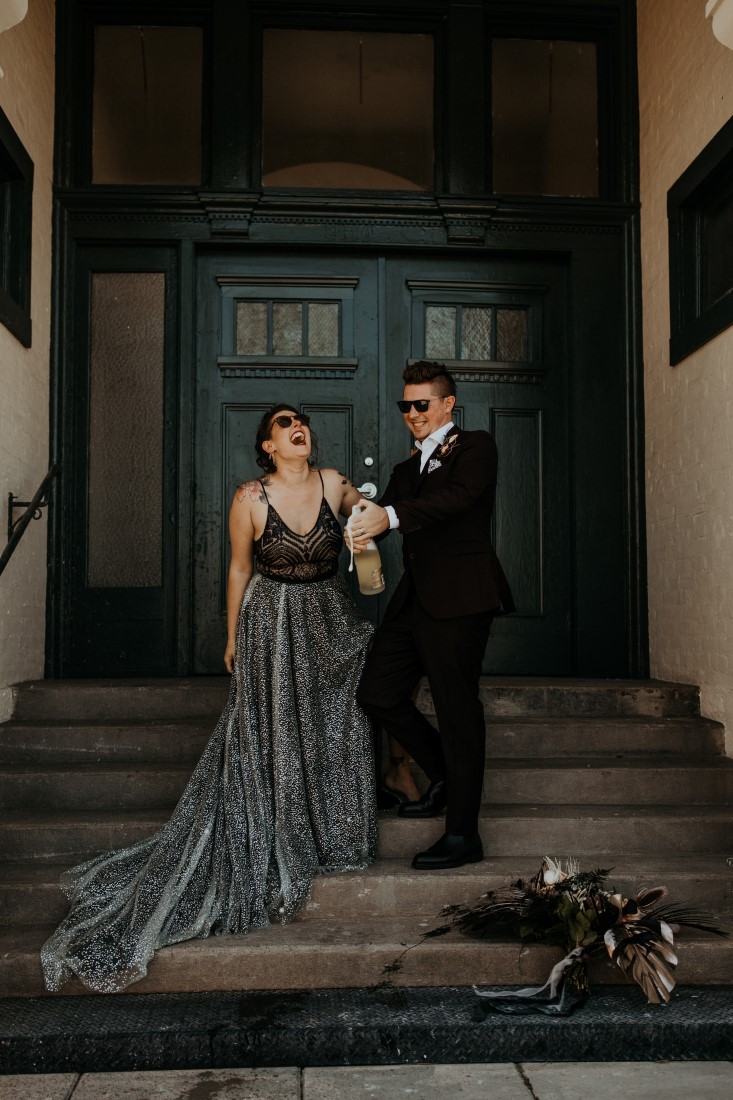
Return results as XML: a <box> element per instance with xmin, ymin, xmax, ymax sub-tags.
<box><xmin>357</xmin><ymin>584</ymin><xmax>493</xmax><ymax>836</ymax></box>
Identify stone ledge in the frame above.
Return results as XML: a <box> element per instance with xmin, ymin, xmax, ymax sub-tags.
<box><xmin>1</xmin><ymin>986</ymin><xmax>731</xmax><ymax>1073</ymax></box>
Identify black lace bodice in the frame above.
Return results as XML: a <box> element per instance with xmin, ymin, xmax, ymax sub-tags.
<box><xmin>255</xmin><ymin>477</ymin><xmax>343</xmax><ymax>584</ymax></box>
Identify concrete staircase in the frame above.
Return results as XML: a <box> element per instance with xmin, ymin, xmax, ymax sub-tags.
<box><xmin>0</xmin><ymin>678</ymin><xmax>731</xmax><ymax>997</ymax></box>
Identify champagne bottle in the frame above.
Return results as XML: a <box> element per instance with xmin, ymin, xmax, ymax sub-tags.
<box><xmin>348</xmin><ymin>503</ymin><xmax>386</xmax><ymax>595</ymax></box>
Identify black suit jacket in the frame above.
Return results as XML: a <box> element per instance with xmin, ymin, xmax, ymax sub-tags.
<box><xmin>378</xmin><ymin>427</ymin><xmax>515</xmax><ymax>621</ymax></box>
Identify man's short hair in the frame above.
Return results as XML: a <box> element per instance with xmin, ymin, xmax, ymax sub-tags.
<box><xmin>402</xmin><ymin>360</ymin><xmax>457</xmax><ymax>398</ymax></box>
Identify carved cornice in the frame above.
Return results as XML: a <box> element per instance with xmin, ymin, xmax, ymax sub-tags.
<box><xmin>55</xmin><ymin>188</ymin><xmax>637</xmax><ymax>242</ymax></box>
<box><xmin>198</xmin><ymin>192</ymin><xmax>259</xmax><ymax>238</ymax></box>
<box><xmin>452</xmin><ymin>370</ymin><xmax>544</xmax><ymax>384</ymax></box>
<box><xmin>436</xmin><ymin>197</ymin><xmax>500</xmax><ymax>244</ymax></box>
<box><xmin>219</xmin><ymin>367</ymin><xmax>357</xmax><ymax>380</ymax></box>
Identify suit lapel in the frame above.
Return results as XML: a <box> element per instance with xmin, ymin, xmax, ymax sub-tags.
<box><xmin>408</xmin><ymin>450</ymin><xmax>422</xmax><ymax>492</ymax></box>
<box><xmin>414</xmin><ymin>455</ymin><xmax>431</xmax><ymax>493</ymax></box>
<box><xmin>413</xmin><ymin>427</ymin><xmax>462</xmax><ymax>494</ymax></box>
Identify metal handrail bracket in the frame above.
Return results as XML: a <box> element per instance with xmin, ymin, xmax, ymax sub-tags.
<box><xmin>0</xmin><ymin>464</ymin><xmax>59</xmax><ymax>578</ymax></box>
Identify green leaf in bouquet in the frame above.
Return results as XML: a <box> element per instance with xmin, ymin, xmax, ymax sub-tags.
<box><xmin>544</xmin><ymin>922</ymin><xmax>569</xmax><ymax>947</ymax></box>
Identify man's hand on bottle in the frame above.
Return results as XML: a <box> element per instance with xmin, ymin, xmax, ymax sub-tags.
<box><xmin>345</xmin><ymin>501</ymin><xmax>390</xmax><ymax>553</ymax></box>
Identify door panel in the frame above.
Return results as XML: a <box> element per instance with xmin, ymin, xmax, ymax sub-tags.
<box><xmin>193</xmin><ymin>254</ymin><xmax>382</xmax><ymax>672</ymax></box>
<box><xmin>492</xmin><ymin>408</ymin><xmax>543</xmax><ymax>615</ymax></box>
<box><xmin>385</xmin><ymin>255</ymin><xmax>571</xmax><ymax>673</ymax></box>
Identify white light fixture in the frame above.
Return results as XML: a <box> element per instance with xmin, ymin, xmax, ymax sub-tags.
<box><xmin>0</xmin><ymin>0</ymin><xmax>28</xmax><ymax>35</ymax></box>
<box><xmin>0</xmin><ymin>0</ymin><xmax>28</xmax><ymax>76</ymax></box>
<box><xmin>707</xmin><ymin>0</ymin><xmax>733</xmax><ymax>49</ymax></box>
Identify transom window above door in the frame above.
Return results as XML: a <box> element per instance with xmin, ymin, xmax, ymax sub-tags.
<box><xmin>92</xmin><ymin>25</ymin><xmax>203</xmax><ymax>185</ymax></box>
<box><xmin>491</xmin><ymin>38</ymin><xmax>599</xmax><ymax>197</ymax></box>
<box><xmin>261</xmin><ymin>28</ymin><xmax>434</xmax><ymax>190</ymax></box>
<box><xmin>76</xmin><ymin>8</ymin><xmax>626</xmax><ymax>200</ymax></box>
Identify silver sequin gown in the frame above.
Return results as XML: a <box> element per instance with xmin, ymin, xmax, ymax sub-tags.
<box><xmin>41</xmin><ymin>480</ymin><xmax>378</xmax><ymax>993</ymax></box>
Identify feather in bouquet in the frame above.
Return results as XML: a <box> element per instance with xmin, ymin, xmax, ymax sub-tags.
<box><xmin>437</xmin><ymin>858</ymin><xmax>728</xmax><ymax>1016</ymax></box>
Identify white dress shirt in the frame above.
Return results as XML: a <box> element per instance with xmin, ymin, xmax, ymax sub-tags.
<box><xmin>384</xmin><ymin>421</ymin><xmax>456</xmax><ymax>530</ymax></box>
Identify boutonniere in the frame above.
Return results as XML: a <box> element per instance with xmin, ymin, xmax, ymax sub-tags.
<box><xmin>436</xmin><ymin>433</ymin><xmax>460</xmax><ymax>461</ymax></box>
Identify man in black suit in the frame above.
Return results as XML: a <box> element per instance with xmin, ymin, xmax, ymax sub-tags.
<box><xmin>352</xmin><ymin>361</ymin><xmax>514</xmax><ymax>869</ymax></box>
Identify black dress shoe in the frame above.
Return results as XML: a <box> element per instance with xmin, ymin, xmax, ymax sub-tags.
<box><xmin>377</xmin><ymin>786</ymin><xmax>406</xmax><ymax>811</ymax></box>
<box><xmin>411</xmin><ymin>831</ymin><xmax>483</xmax><ymax>870</ymax></box>
<box><xmin>397</xmin><ymin>779</ymin><xmax>447</xmax><ymax>818</ymax></box>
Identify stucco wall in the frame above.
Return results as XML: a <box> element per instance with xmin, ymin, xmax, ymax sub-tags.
<box><xmin>0</xmin><ymin>1</ymin><xmax>55</xmax><ymax>722</ymax></box>
<box><xmin>638</xmin><ymin>0</ymin><xmax>733</xmax><ymax>749</ymax></box>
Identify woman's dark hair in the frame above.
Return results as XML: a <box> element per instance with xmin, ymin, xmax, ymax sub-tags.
<box><xmin>254</xmin><ymin>402</ymin><xmax>318</xmax><ymax>474</ymax></box>
<box><xmin>402</xmin><ymin>360</ymin><xmax>457</xmax><ymax>398</ymax></box>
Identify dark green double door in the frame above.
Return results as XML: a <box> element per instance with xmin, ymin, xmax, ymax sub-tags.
<box><xmin>194</xmin><ymin>251</ymin><xmax>571</xmax><ymax>674</ymax></box>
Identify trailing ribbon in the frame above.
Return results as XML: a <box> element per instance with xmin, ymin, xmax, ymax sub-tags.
<box><xmin>473</xmin><ymin>946</ymin><xmax>589</xmax><ymax>1016</ymax></box>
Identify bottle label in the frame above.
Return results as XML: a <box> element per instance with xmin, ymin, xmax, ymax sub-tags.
<box><xmin>371</xmin><ymin>569</ymin><xmax>384</xmax><ymax>589</ymax></box>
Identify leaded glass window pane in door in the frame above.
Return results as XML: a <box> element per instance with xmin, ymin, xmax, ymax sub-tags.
<box><xmin>461</xmin><ymin>307</ymin><xmax>493</xmax><ymax>359</ymax></box>
<box><xmin>425</xmin><ymin>306</ymin><xmax>457</xmax><ymax>358</ymax></box>
<box><xmin>496</xmin><ymin>309</ymin><xmax>529</xmax><ymax>361</ymax></box>
<box><xmin>272</xmin><ymin>303</ymin><xmax>303</xmax><ymax>355</ymax></box>
<box><xmin>307</xmin><ymin>302</ymin><xmax>340</xmax><ymax>356</ymax></box>
<box><xmin>236</xmin><ymin>302</ymin><xmax>268</xmax><ymax>355</ymax></box>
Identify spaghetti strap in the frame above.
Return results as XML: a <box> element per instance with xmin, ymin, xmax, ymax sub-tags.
<box><xmin>317</xmin><ymin>468</ymin><xmax>325</xmax><ymax>498</ymax></box>
<box><xmin>259</xmin><ymin>477</ymin><xmax>270</xmax><ymax>503</ymax></box>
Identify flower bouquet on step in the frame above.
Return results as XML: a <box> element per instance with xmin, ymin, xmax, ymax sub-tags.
<box><xmin>437</xmin><ymin>858</ymin><xmax>727</xmax><ymax>1016</ymax></box>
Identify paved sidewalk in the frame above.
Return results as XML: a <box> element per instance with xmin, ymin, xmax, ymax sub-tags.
<box><xmin>1</xmin><ymin>1062</ymin><xmax>732</xmax><ymax>1099</ymax></box>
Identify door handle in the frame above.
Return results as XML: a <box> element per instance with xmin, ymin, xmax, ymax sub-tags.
<box><xmin>356</xmin><ymin>482</ymin><xmax>378</xmax><ymax>500</ymax></box>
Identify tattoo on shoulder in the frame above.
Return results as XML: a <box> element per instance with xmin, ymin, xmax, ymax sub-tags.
<box><xmin>338</xmin><ymin>471</ymin><xmax>353</xmax><ymax>487</ymax></box>
<box><xmin>236</xmin><ymin>479</ymin><xmax>268</xmax><ymax>505</ymax></box>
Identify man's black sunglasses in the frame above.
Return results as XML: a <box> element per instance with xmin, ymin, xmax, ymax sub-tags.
<box><xmin>396</xmin><ymin>397</ymin><xmax>443</xmax><ymax>414</ymax></box>
<box><xmin>272</xmin><ymin>413</ymin><xmax>310</xmax><ymax>429</ymax></box>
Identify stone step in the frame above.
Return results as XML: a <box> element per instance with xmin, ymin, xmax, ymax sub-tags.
<box><xmin>421</xmin><ymin>679</ymin><xmax>702</xmax><ymax>720</ymax></box>
<box><xmin>9</xmin><ymin>677</ymin><xmax>701</xmax><ymax>722</ymax></box>
<box><xmin>2</xmin><ymin>856</ymin><xmax>730</xmax><ymax>928</ymax></box>
<box><xmin>481</xmin><ymin>716</ymin><xmax>725</xmax><ymax>758</ymax></box>
<box><xmin>2</xmin><ymin>756</ymin><xmax>732</xmax><ymax>812</ymax></box>
<box><xmin>378</xmin><ymin>806</ymin><xmax>733</xmax><ymax>858</ymax></box>
<box><xmin>0</xmin><ymin>716</ymin><xmax>724</xmax><ymax>766</ymax></box>
<box><xmin>2</xmin><ymin>918</ymin><xmax>730</xmax><ymax>997</ymax></box>
<box><xmin>0</xmin><ymin>719</ymin><xmax>214</xmax><ymax>765</ymax></box>
<box><xmin>0</xmin><ymin>765</ymin><xmax>193</xmax><ymax>811</ymax></box>
<box><xmin>483</xmin><ymin>757</ymin><xmax>733</xmax><ymax>805</ymax></box>
<box><xmin>2</xmin><ymin>805</ymin><xmax>732</xmax><ymax>864</ymax></box>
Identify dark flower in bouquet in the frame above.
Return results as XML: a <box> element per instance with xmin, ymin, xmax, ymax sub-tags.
<box><xmin>437</xmin><ymin>857</ymin><xmax>727</xmax><ymax>1016</ymax></box>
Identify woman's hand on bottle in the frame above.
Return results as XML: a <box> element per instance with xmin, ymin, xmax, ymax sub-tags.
<box><xmin>344</xmin><ymin>525</ymin><xmax>366</xmax><ymax>554</ymax></box>
<box><xmin>224</xmin><ymin>639</ymin><xmax>236</xmax><ymax>673</ymax></box>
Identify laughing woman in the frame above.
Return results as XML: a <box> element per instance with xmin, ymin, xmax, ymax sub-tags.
<box><xmin>41</xmin><ymin>403</ymin><xmax>377</xmax><ymax>993</ymax></box>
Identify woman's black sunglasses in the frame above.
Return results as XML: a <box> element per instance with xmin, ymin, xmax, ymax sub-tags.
<box><xmin>271</xmin><ymin>413</ymin><xmax>310</xmax><ymax>429</ymax></box>
<box><xmin>396</xmin><ymin>397</ymin><xmax>442</xmax><ymax>414</ymax></box>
